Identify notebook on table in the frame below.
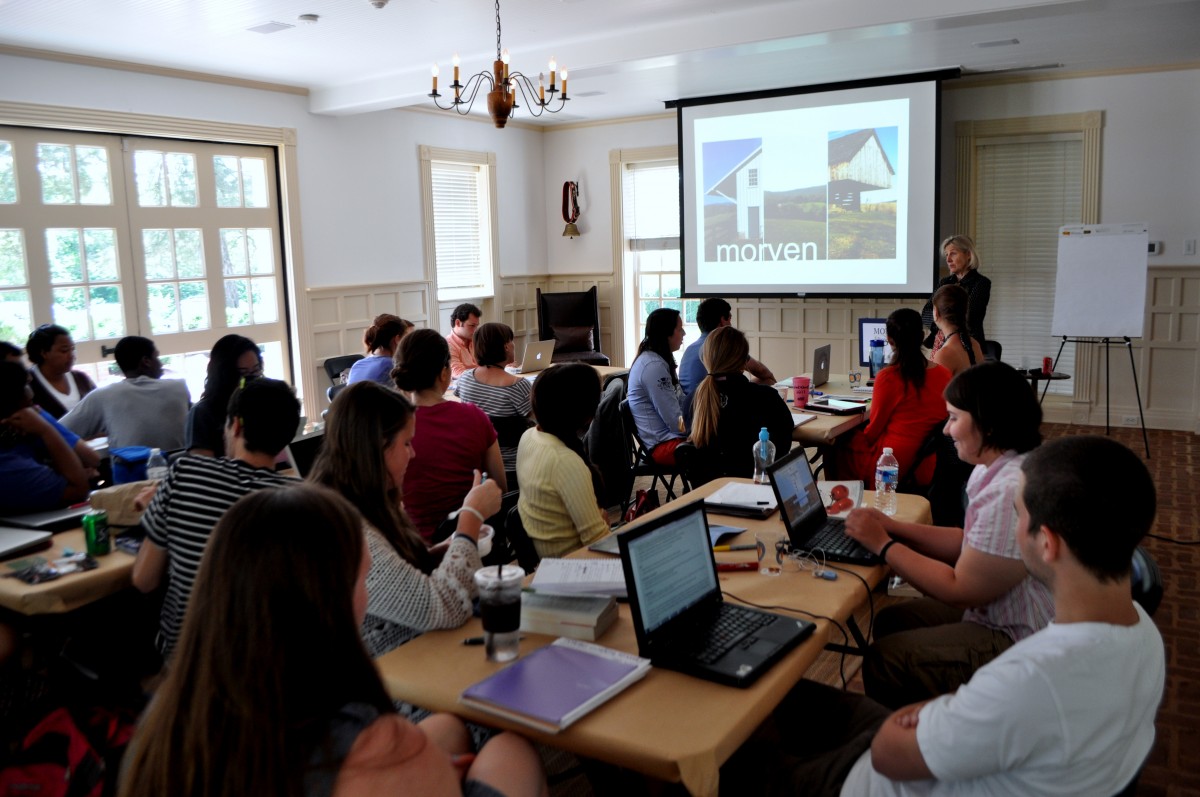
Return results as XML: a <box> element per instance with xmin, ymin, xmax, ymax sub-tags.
<box><xmin>617</xmin><ymin>501</ymin><xmax>814</xmax><ymax>687</ymax></box>
<box><xmin>513</xmin><ymin>340</ymin><xmax>556</xmax><ymax>374</ymax></box>
<box><xmin>765</xmin><ymin>447</ymin><xmax>881</xmax><ymax>565</ymax></box>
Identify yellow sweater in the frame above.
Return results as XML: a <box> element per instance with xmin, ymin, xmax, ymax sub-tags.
<box><xmin>515</xmin><ymin>428</ymin><xmax>609</xmax><ymax>558</ymax></box>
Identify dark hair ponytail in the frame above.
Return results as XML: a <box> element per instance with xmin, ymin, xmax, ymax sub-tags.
<box><xmin>885</xmin><ymin>308</ymin><xmax>928</xmax><ymax>390</ymax></box>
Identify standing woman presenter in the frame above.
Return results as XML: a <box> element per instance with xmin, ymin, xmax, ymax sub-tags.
<box><xmin>921</xmin><ymin>235</ymin><xmax>991</xmax><ymax>349</ymax></box>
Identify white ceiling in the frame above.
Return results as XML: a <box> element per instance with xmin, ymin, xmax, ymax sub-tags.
<box><xmin>1</xmin><ymin>0</ymin><xmax>1198</xmax><ymax>123</ymax></box>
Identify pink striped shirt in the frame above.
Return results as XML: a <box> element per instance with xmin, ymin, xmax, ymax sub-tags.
<box><xmin>962</xmin><ymin>450</ymin><xmax>1054</xmax><ymax>640</ymax></box>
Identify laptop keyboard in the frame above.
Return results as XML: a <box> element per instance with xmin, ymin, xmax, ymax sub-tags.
<box><xmin>692</xmin><ymin>604</ymin><xmax>774</xmax><ymax>664</ymax></box>
<box><xmin>805</xmin><ymin>519</ymin><xmax>874</xmax><ymax>560</ymax></box>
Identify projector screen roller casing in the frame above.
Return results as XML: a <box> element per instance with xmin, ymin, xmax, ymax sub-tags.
<box><xmin>673</xmin><ymin>71</ymin><xmax>954</xmax><ymax>298</ymax></box>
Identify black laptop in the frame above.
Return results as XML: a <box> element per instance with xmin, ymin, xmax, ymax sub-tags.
<box><xmin>618</xmin><ymin>501</ymin><xmax>814</xmax><ymax>687</ymax></box>
<box><xmin>765</xmin><ymin>447</ymin><xmax>881</xmax><ymax>565</ymax></box>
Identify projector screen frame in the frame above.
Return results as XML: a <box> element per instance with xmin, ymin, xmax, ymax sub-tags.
<box><xmin>669</xmin><ymin>68</ymin><xmax>960</xmax><ymax>300</ymax></box>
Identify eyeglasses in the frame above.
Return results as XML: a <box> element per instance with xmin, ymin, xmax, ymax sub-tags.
<box><xmin>237</xmin><ymin>362</ymin><xmax>264</xmax><ymax>379</ymax></box>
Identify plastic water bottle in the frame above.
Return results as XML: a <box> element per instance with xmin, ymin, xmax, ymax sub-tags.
<box><xmin>874</xmin><ymin>447</ymin><xmax>899</xmax><ymax>515</ymax></box>
<box><xmin>869</xmin><ymin>339</ymin><xmax>886</xmax><ymax>377</ymax></box>
<box><xmin>752</xmin><ymin>427</ymin><xmax>776</xmax><ymax>484</ymax></box>
<box><xmin>146</xmin><ymin>448</ymin><xmax>169</xmax><ymax>482</ymax></box>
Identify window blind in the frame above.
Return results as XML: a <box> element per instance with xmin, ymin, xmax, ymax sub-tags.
<box><xmin>431</xmin><ymin>161</ymin><xmax>489</xmax><ymax>293</ymax></box>
<box><xmin>975</xmin><ymin>137</ymin><xmax>1082</xmax><ymax>395</ymax></box>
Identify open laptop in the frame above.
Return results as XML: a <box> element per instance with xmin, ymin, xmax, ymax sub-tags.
<box><xmin>0</xmin><ymin>504</ymin><xmax>90</xmax><ymax>532</ymax></box>
<box><xmin>0</xmin><ymin>527</ymin><xmax>53</xmax><ymax>560</ymax></box>
<box><xmin>618</xmin><ymin>501</ymin><xmax>815</xmax><ymax>687</ymax></box>
<box><xmin>513</xmin><ymin>340</ymin><xmax>556</xmax><ymax>374</ymax></box>
<box><xmin>765</xmin><ymin>447</ymin><xmax>880</xmax><ymax>565</ymax></box>
<box><xmin>811</xmin><ymin>344</ymin><xmax>831</xmax><ymax>388</ymax></box>
<box><xmin>284</xmin><ymin>431</ymin><xmax>325</xmax><ymax>478</ymax></box>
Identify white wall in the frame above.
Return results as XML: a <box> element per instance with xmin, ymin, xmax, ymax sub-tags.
<box><xmin>0</xmin><ymin>54</ymin><xmax>548</xmax><ymax>289</ymax></box>
<box><xmin>940</xmin><ymin>68</ymin><xmax>1200</xmax><ymax>258</ymax></box>
<box><xmin>542</xmin><ymin>115</ymin><xmax>675</xmax><ymax>275</ymax></box>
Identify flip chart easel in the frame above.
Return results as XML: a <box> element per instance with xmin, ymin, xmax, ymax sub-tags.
<box><xmin>1050</xmin><ymin>224</ymin><xmax>1150</xmax><ymax>457</ymax></box>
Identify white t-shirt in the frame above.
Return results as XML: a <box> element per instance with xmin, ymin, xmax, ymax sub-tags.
<box><xmin>841</xmin><ymin>603</ymin><xmax>1165</xmax><ymax>796</ymax></box>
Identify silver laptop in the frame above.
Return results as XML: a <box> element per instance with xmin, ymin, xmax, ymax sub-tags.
<box><xmin>0</xmin><ymin>527</ymin><xmax>53</xmax><ymax>560</ymax></box>
<box><xmin>514</xmin><ymin>340</ymin><xmax>556</xmax><ymax>374</ymax></box>
<box><xmin>618</xmin><ymin>501</ymin><xmax>815</xmax><ymax>687</ymax></box>
<box><xmin>811</xmin><ymin>344</ymin><xmax>831</xmax><ymax>388</ymax></box>
<box><xmin>0</xmin><ymin>504</ymin><xmax>90</xmax><ymax>532</ymax></box>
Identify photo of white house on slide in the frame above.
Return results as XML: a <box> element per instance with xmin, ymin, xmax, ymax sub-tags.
<box><xmin>701</xmin><ymin>127</ymin><xmax>899</xmax><ymax>264</ymax></box>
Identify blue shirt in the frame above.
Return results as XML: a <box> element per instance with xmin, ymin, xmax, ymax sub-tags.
<box><xmin>0</xmin><ymin>410</ymin><xmax>77</xmax><ymax>512</ymax></box>
<box><xmin>627</xmin><ymin>351</ymin><xmax>685</xmax><ymax>450</ymax></box>
<box><xmin>677</xmin><ymin>331</ymin><xmax>710</xmax><ymax>423</ymax></box>
<box><xmin>347</xmin><ymin>354</ymin><xmax>394</xmax><ymax>386</ymax></box>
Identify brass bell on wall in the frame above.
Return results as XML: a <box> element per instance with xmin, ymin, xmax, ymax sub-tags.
<box><xmin>562</xmin><ymin>181</ymin><xmax>580</xmax><ymax>238</ymax></box>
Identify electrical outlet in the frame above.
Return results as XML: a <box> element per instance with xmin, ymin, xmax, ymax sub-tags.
<box><xmin>1122</xmin><ymin>415</ymin><xmax>1139</xmax><ymax>426</ymax></box>
<box><xmin>1185</xmin><ymin>239</ymin><xmax>1197</xmax><ymax>256</ymax></box>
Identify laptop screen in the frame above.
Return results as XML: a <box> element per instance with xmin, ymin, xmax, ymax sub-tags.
<box><xmin>768</xmin><ymin>449</ymin><xmax>825</xmax><ymax>532</ymax></box>
<box><xmin>623</xmin><ymin>504</ymin><xmax>720</xmax><ymax>635</ymax></box>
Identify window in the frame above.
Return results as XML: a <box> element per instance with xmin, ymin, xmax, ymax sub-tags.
<box><xmin>616</xmin><ymin>153</ymin><xmax>699</xmax><ymax>363</ymax></box>
<box><xmin>0</xmin><ymin>126</ymin><xmax>289</xmax><ymax>398</ymax></box>
<box><xmin>419</xmin><ymin>146</ymin><xmax>498</xmax><ymax>302</ymax></box>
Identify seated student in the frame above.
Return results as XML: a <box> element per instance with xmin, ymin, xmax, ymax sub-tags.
<box><xmin>308</xmin><ymin>382</ymin><xmax>501</xmax><ymax>659</ymax></box>
<box><xmin>678</xmin><ymin>298</ymin><xmax>776</xmax><ymax>422</ymax></box>
<box><xmin>828</xmin><ymin>308</ymin><xmax>952</xmax><ymax>486</ymax></box>
<box><xmin>117</xmin><ymin>484</ymin><xmax>547</xmax><ymax>797</ymax></box>
<box><xmin>392</xmin><ymin>328</ymin><xmax>505</xmax><ymax>542</ymax></box>
<box><xmin>132</xmin><ymin>377</ymin><xmax>299</xmax><ymax>658</ymax></box>
<box><xmin>61</xmin><ymin>335</ymin><xmax>191</xmax><ymax>450</ymax></box>
<box><xmin>25</xmin><ymin>324</ymin><xmax>96</xmax><ymax>419</ymax></box>
<box><xmin>0</xmin><ymin>341</ymin><xmax>25</xmax><ymax>364</ymax></box>
<box><xmin>723</xmin><ymin>435</ymin><xmax>1163</xmax><ymax>797</ymax></box>
<box><xmin>0</xmin><ymin>360</ymin><xmax>91</xmax><ymax>512</ymax></box>
<box><xmin>929</xmin><ymin>284</ymin><xmax>984</xmax><ymax>377</ymax></box>
<box><xmin>627</xmin><ymin>308</ymin><xmax>688</xmax><ymax>465</ymax></box>
<box><xmin>445</xmin><ymin>303</ymin><xmax>482</xmax><ymax>379</ymax></box>
<box><xmin>186</xmin><ymin>334</ymin><xmax>262</xmax><ymax>457</ymax></box>
<box><xmin>844</xmin><ymin>361</ymin><xmax>1052</xmax><ymax>707</ymax></box>
<box><xmin>454</xmin><ymin>322</ymin><xmax>532</xmax><ymax>485</ymax></box>
<box><xmin>347</xmin><ymin>314</ymin><xmax>413</xmax><ymax>386</ymax></box>
<box><xmin>687</xmin><ymin>326</ymin><xmax>793</xmax><ymax>486</ymax></box>
<box><xmin>516</xmin><ymin>364</ymin><xmax>608</xmax><ymax>558</ymax></box>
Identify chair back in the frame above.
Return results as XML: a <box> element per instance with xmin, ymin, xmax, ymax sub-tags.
<box><xmin>898</xmin><ymin>418</ymin><xmax>948</xmax><ymax>494</ymax></box>
<box><xmin>536</xmin><ymin>286</ymin><xmax>610</xmax><ymax>366</ymax></box>
<box><xmin>1131</xmin><ymin>546</ymin><xmax>1163</xmax><ymax>616</ymax></box>
<box><xmin>982</xmin><ymin>340</ymin><xmax>1002</xmax><ymax>362</ymax></box>
<box><xmin>323</xmin><ymin>354</ymin><xmax>364</xmax><ymax>386</ymax></box>
<box><xmin>505</xmin><ymin>504</ymin><xmax>541</xmax><ymax>572</ymax></box>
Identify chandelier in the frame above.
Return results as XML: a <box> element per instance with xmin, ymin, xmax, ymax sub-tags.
<box><xmin>428</xmin><ymin>0</ymin><xmax>570</xmax><ymax>128</ymax></box>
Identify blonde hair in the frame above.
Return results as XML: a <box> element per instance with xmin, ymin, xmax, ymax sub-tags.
<box><xmin>941</xmin><ymin>234</ymin><xmax>980</xmax><ymax>271</ymax></box>
<box><xmin>690</xmin><ymin>327</ymin><xmax>749</xmax><ymax>449</ymax></box>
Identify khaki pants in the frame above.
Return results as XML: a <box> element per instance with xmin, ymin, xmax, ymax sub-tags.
<box><xmin>863</xmin><ymin>597</ymin><xmax>1015</xmax><ymax>709</ymax></box>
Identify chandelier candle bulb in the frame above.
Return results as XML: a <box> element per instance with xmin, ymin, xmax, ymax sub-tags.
<box><xmin>453</xmin><ymin>53</ymin><xmax>460</xmax><ymax>83</ymax></box>
<box><xmin>561</xmin><ymin>67</ymin><xmax>568</xmax><ymax>98</ymax></box>
<box><xmin>539</xmin><ymin>73</ymin><xmax>545</xmax><ymax>103</ymax></box>
<box><xmin>431</xmin><ymin>63</ymin><xmax>438</xmax><ymax>94</ymax></box>
<box><xmin>549</xmin><ymin>57</ymin><xmax>557</xmax><ymax>90</ymax></box>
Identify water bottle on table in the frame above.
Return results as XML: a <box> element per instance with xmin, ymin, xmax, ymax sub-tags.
<box><xmin>146</xmin><ymin>447</ymin><xmax>169</xmax><ymax>482</ymax></box>
<box><xmin>752</xmin><ymin>427</ymin><xmax>775</xmax><ymax>484</ymax></box>
<box><xmin>874</xmin><ymin>447</ymin><xmax>899</xmax><ymax>516</ymax></box>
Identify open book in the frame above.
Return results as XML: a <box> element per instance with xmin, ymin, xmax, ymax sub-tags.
<box><xmin>460</xmin><ymin>638</ymin><xmax>650</xmax><ymax>733</ymax></box>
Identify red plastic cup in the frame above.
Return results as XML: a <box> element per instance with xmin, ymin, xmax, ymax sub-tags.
<box><xmin>1042</xmin><ymin>357</ymin><xmax>1053</xmax><ymax>375</ymax></box>
<box><xmin>792</xmin><ymin>376</ymin><xmax>811</xmax><ymax>407</ymax></box>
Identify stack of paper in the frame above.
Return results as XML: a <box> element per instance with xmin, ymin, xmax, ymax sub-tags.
<box><xmin>520</xmin><ymin>592</ymin><xmax>618</xmax><ymax>641</ymax></box>
<box><xmin>529</xmin><ymin>558</ymin><xmax>627</xmax><ymax>598</ymax></box>
<box><xmin>704</xmin><ymin>482</ymin><xmax>778</xmax><ymax>518</ymax></box>
<box><xmin>460</xmin><ymin>638</ymin><xmax>651</xmax><ymax>733</ymax></box>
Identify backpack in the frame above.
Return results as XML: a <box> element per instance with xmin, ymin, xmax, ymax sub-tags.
<box><xmin>0</xmin><ymin>705</ymin><xmax>135</xmax><ymax>797</ymax></box>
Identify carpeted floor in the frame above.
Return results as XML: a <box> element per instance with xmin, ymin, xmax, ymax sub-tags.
<box><xmin>555</xmin><ymin>423</ymin><xmax>1199</xmax><ymax>796</ymax></box>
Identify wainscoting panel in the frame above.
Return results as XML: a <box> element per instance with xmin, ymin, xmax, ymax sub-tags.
<box><xmin>306</xmin><ymin>281</ymin><xmax>432</xmax><ymax>412</ymax></box>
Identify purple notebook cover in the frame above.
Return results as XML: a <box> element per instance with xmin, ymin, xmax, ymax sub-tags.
<box><xmin>462</xmin><ymin>644</ymin><xmax>638</xmax><ymax>726</ymax></box>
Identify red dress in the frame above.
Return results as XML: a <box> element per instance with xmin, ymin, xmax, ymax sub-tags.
<box><xmin>830</xmin><ymin>363</ymin><xmax>952</xmax><ymax>486</ymax></box>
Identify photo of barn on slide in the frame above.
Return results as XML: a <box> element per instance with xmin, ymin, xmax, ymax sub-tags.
<box><xmin>827</xmin><ymin>127</ymin><xmax>898</xmax><ymax>259</ymax></box>
<box><xmin>701</xmin><ymin>127</ymin><xmax>898</xmax><ymax>263</ymax></box>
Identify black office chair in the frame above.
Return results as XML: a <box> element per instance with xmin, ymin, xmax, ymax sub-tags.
<box><xmin>982</xmin><ymin>340</ymin><xmax>1002</xmax><ymax>362</ymax></box>
<box><xmin>505</xmin><ymin>504</ymin><xmax>541</xmax><ymax>573</ymax></box>
<box><xmin>617</xmin><ymin>399</ymin><xmax>689</xmax><ymax>514</ymax></box>
<box><xmin>489</xmin><ymin>415</ymin><xmax>534</xmax><ymax>489</ymax></box>
<box><xmin>323</xmin><ymin>354</ymin><xmax>364</xmax><ymax>386</ymax></box>
<box><xmin>898</xmin><ymin>419</ymin><xmax>947</xmax><ymax>495</ymax></box>
<box><xmin>536</xmin><ymin>286</ymin><xmax>610</xmax><ymax>366</ymax></box>
<box><xmin>1131</xmin><ymin>546</ymin><xmax>1163</xmax><ymax>616</ymax></box>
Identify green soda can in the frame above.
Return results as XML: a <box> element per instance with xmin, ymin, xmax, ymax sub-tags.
<box><xmin>82</xmin><ymin>509</ymin><xmax>111</xmax><ymax>556</ymax></box>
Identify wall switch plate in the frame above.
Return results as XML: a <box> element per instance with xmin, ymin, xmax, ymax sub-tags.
<box><xmin>1185</xmin><ymin>239</ymin><xmax>1197</xmax><ymax>256</ymax></box>
<box><xmin>1122</xmin><ymin>415</ymin><xmax>1139</xmax><ymax>426</ymax></box>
